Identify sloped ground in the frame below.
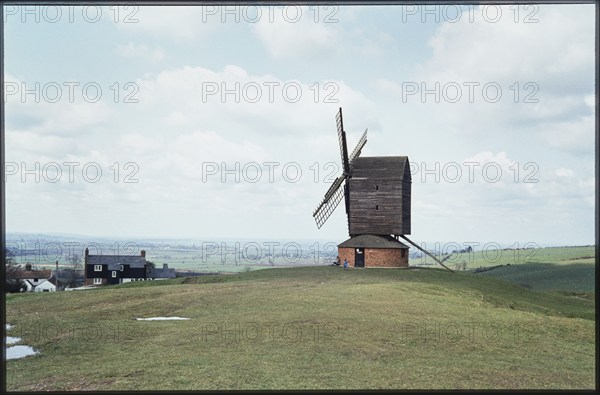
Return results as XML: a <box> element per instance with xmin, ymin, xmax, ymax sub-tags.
<box><xmin>5</xmin><ymin>266</ymin><xmax>595</xmax><ymax>390</ymax></box>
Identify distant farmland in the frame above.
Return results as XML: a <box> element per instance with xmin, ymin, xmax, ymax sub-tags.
<box><xmin>8</xmin><ymin>237</ymin><xmax>595</xmax><ymax>274</ymax></box>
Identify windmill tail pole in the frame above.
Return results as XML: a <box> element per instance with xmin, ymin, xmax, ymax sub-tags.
<box><xmin>399</xmin><ymin>235</ymin><xmax>454</xmax><ymax>273</ymax></box>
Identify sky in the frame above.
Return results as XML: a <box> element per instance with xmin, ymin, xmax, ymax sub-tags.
<box><xmin>2</xmin><ymin>4</ymin><xmax>596</xmax><ymax>247</ymax></box>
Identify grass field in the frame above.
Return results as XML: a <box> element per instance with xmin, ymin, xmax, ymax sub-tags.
<box><xmin>5</xmin><ymin>259</ymin><xmax>595</xmax><ymax>390</ymax></box>
<box><xmin>414</xmin><ymin>245</ymin><xmax>596</xmax><ymax>269</ymax></box>
<box><xmin>476</xmin><ymin>263</ymin><xmax>595</xmax><ymax>292</ymax></box>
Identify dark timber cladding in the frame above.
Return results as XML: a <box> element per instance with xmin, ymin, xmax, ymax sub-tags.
<box><xmin>348</xmin><ymin>156</ymin><xmax>411</xmax><ymax>236</ymax></box>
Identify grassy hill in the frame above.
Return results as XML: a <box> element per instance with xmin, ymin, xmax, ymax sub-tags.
<box><xmin>5</xmin><ymin>265</ymin><xmax>595</xmax><ymax>390</ymax></box>
<box><xmin>414</xmin><ymin>245</ymin><xmax>595</xmax><ymax>293</ymax></box>
<box><xmin>476</xmin><ymin>263</ymin><xmax>595</xmax><ymax>292</ymax></box>
<box><xmin>414</xmin><ymin>245</ymin><xmax>595</xmax><ymax>269</ymax></box>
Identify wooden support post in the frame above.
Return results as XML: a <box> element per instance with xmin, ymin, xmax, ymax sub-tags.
<box><xmin>399</xmin><ymin>235</ymin><xmax>454</xmax><ymax>273</ymax></box>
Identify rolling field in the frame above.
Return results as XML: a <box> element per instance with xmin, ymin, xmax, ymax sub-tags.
<box><xmin>413</xmin><ymin>245</ymin><xmax>595</xmax><ymax>269</ymax></box>
<box><xmin>476</xmin><ymin>263</ymin><xmax>595</xmax><ymax>292</ymax></box>
<box><xmin>5</xmin><ymin>257</ymin><xmax>595</xmax><ymax>390</ymax></box>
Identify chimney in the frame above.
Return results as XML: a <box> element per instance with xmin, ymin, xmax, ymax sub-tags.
<box><xmin>141</xmin><ymin>250</ymin><xmax>146</xmax><ymax>258</ymax></box>
<box><xmin>163</xmin><ymin>264</ymin><xmax>168</xmax><ymax>269</ymax></box>
<box><xmin>85</xmin><ymin>248</ymin><xmax>89</xmax><ymax>257</ymax></box>
<box><xmin>25</xmin><ymin>263</ymin><xmax>32</xmax><ymax>271</ymax></box>
<box><xmin>56</xmin><ymin>261</ymin><xmax>59</xmax><ymax>270</ymax></box>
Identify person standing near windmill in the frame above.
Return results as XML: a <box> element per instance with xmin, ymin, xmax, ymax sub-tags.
<box><xmin>343</xmin><ymin>258</ymin><xmax>349</xmax><ymax>271</ymax></box>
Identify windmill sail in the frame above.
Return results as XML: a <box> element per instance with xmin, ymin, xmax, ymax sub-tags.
<box><xmin>336</xmin><ymin>108</ymin><xmax>350</xmax><ymax>174</ymax></box>
<box><xmin>349</xmin><ymin>128</ymin><xmax>367</xmax><ymax>164</ymax></box>
<box><xmin>313</xmin><ymin>175</ymin><xmax>345</xmax><ymax>229</ymax></box>
<box><xmin>312</xmin><ymin>108</ymin><xmax>368</xmax><ymax>230</ymax></box>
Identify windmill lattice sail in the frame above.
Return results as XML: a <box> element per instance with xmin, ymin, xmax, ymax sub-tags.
<box><xmin>313</xmin><ymin>109</ymin><xmax>368</xmax><ymax>229</ymax></box>
<box><xmin>349</xmin><ymin>129</ymin><xmax>367</xmax><ymax>163</ymax></box>
<box><xmin>313</xmin><ymin>176</ymin><xmax>345</xmax><ymax>229</ymax></box>
<box><xmin>336</xmin><ymin>108</ymin><xmax>350</xmax><ymax>174</ymax></box>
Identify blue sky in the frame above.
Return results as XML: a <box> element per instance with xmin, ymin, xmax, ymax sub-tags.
<box><xmin>3</xmin><ymin>4</ymin><xmax>595</xmax><ymax>246</ymax></box>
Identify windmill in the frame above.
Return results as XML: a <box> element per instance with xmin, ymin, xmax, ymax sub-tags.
<box><xmin>312</xmin><ymin>107</ymin><xmax>453</xmax><ymax>271</ymax></box>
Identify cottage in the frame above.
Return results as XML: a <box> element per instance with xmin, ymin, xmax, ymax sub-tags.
<box><xmin>33</xmin><ymin>277</ymin><xmax>57</xmax><ymax>292</ymax></box>
<box><xmin>84</xmin><ymin>248</ymin><xmax>147</xmax><ymax>286</ymax></box>
<box><xmin>147</xmin><ymin>264</ymin><xmax>176</xmax><ymax>280</ymax></box>
<box><xmin>7</xmin><ymin>263</ymin><xmax>53</xmax><ymax>292</ymax></box>
<box><xmin>5</xmin><ymin>263</ymin><xmax>68</xmax><ymax>292</ymax></box>
<box><xmin>84</xmin><ymin>248</ymin><xmax>175</xmax><ymax>286</ymax></box>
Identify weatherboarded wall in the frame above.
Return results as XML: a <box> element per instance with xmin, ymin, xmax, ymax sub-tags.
<box><xmin>338</xmin><ymin>247</ymin><xmax>408</xmax><ymax>268</ymax></box>
<box><xmin>84</xmin><ymin>278</ymin><xmax>107</xmax><ymax>286</ymax></box>
<box><xmin>348</xmin><ymin>156</ymin><xmax>411</xmax><ymax>236</ymax></box>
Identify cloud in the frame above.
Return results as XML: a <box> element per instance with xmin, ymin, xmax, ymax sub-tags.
<box><xmin>555</xmin><ymin>168</ymin><xmax>574</xmax><ymax>177</ymax></box>
<box><xmin>5</xmin><ymin>62</ymin><xmax>381</xmax><ymax>238</ymax></box>
<box><xmin>117</xmin><ymin>42</ymin><xmax>165</xmax><ymax>62</ymax></box>
<box><xmin>538</xmin><ymin>113</ymin><xmax>594</xmax><ymax>156</ymax></box>
<box><xmin>409</xmin><ymin>149</ymin><xmax>594</xmax><ymax>244</ymax></box>
<box><xmin>133</xmin><ymin>64</ymin><xmax>376</xmax><ymax>137</ymax></box>
<box><xmin>381</xmin><ymin>5</ymin><xmax>595</xmax><ymax>159</ymax></box>
<box><xmin>252</xmin><ymin>6</ymin><xmax>343</xmax><ymax>60</ymax></box>
<box><xmin>5</xmin><ymin>5</ymin><xmax>593</xmax><ymax>243</ymax></box>
<box><xmin>4</xmin><ymin>74</ymin><xmax>113</xmax><ymax>136</ymax></box>
<box><xmin>114</xmin><ymin>6</ymin><xmax>214</xmax><ymax>41</ymax></box>
<box><xmin>422</xmin><ymin>6</ymin><xmax>593</xmax><ymax>91</ymax></box>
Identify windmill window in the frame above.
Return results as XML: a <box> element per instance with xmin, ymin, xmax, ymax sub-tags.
<box><xmin>94</xmin><ymin>265</ymin><xmax>102</xmax><ymax>271</ymax></box>
<box><xmin>112</xmin><ymin>271</ymin><xmax>117</xmax><ymax>278</ymax></box>
<box><xmin>93</xmin><ymin>278</ymin><xmax>102</xmax><ymax>285</ymax></box>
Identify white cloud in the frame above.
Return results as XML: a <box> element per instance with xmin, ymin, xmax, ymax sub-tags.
<box><xmin>555</xmin><ymin>168</ymin><xmax>574</xmax><ymax>177</ymax></box>
<box><xmin>409</xmin><ymin>149</ymin><xmax>593</xmax><ymax>244</ymax></box>
<box><xmin>393</xmin><ymin>5</ymin><xmax>595</xmax><ymax>159</ymax></box>
<box><xmin>5</xmin><ymin>61</ymin><xmax>379</xmax><ymax>238</ymax></box>
<box><xmin>114</xmin><ymin>6</ymin><xmax>215</xmax><ymax>41</ymax></box>
<box><xmin>117</xmin><ymin>42</ymin><xmax>165</xmax><ymax>62</ymax></box>
<box><xmin>422</xmin><ymin>6</ymin><xmax>593</xmax><ymax>90</ymax></box>
<box><xmin>134</xmin><ymin>64</ymin><xmax>375</xmax><ymax>136</ymax></box>
<box><xmin>4</xmin><ymin>74</ymin><xmax>113</xmax><ymax>136</ymax></box>
<box><xmin>5</xmin><ymin>5</ymin><xmax>594</xmax><ymax>244</ymax></box>
<box><xmin>252</xmin><ymin>6</ymin><xmax>343</xmax><ymax>60</ymax></box>
<box><xmin>539</xmin><ymin>114</ymin><xmax>594</xmax><ymax>156</ymax></box>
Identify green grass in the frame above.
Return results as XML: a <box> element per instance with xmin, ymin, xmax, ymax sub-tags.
<box><xmin>415</xmin><ymin>245</ymin><xmax>596</xmax><ymax>269</ymax></box>
<box><xmin>5</xmin><ymin>265</ymin><xmax>595</xmax><ymax>390</ymax></box>
<box><xmin>416</xmin><ymin>245</ymin><xmax>595</xmax><ymax>295</ymax></box>
<box><xmin>476</xmin><ymin>263</ymin><xmax>595</xmax><ymax>292</ymax></box>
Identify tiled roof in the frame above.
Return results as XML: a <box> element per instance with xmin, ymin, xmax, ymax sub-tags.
<box><xmin>86</xmin><ymin>255</ymin><xmax>146</xmax><ymax>269</ymax></box>
<box><xmin>338</xmin><ymin>234</ymin><xmax>409</xmax><ymax>249</ymax></box>
<box><xmin>147</xmin><ymin>267</ymin><xmax>176</xmax><ymax>279</ymax></box>
<box><xmin>7</xmin><ymin>270</ymin><xmax>52</xmax><ymax>280</ymax></box>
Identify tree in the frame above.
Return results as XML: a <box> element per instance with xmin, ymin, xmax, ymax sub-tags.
<box><xmin>59</xmin><ymin>254</ymin><xmax>83</xmax><ymax>288</ymax></box>
<box><xmin>145</xmin><ymin>260</ymin><xmax>156</xmax><ymax>278</ymax></box>
<box><xmin>51</xmin><ymin>254</ymin><xmax>83</xmax><ymax>289</ymax></box>
<box><xmin>5</xmin><ymin>248</ymin><xmax>26</xmax><ymax>293</ymax></box>
<box><xmin>69</xmin><ymin>254</ymin><xmax>82</xmax><ymax>271</ymax></box>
